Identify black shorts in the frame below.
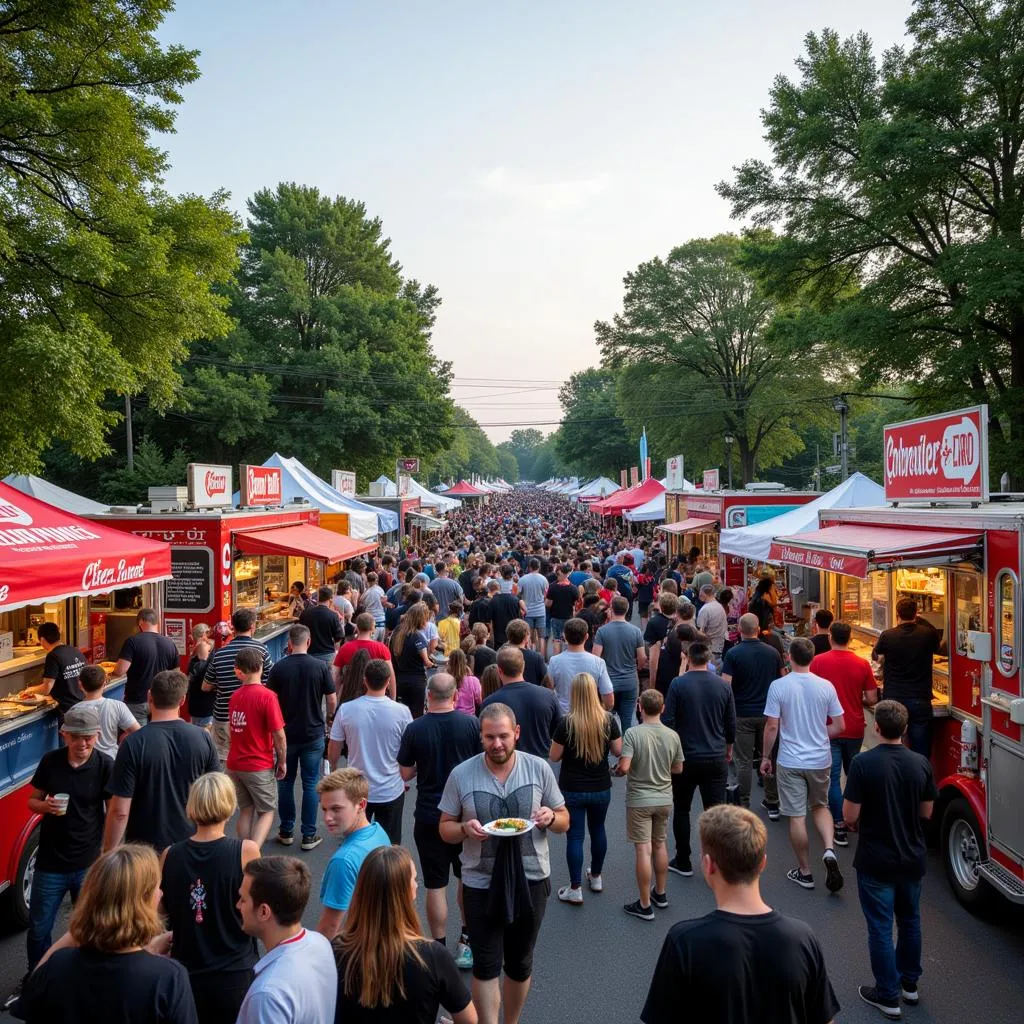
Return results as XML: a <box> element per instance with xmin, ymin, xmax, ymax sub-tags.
<box><xmin>413</xmin><ymin>820</ymin><xmax>462</xmax><ymax>889</ymax></box>
<box><xmin>463</xmin><ymin>878</ymin><xmax>550</xmax><ymax>982</ymax></box>
<box><xmin>638</xmin><ymin>601</ymin><xmax>651</xmax><ymax>617</ymax></box>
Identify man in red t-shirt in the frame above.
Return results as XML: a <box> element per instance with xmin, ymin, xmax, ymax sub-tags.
<box><xmin>810</xmin><ymin>620</ymin><xmax>878</xmax><ymax>847</ymax></box>
<box><xmin>227</xmin><ymin>646</ymin><xmax>286</xmax><ymax>847</ymax></box>
<box><xmin>333</xmin><ymin>613</ymin><xmax>395</xmax><ymax>697</ymax></box>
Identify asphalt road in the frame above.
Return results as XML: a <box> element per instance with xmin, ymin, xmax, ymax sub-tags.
<box><xmin>0</xmin><ymin>772</ymin><xmax>1021</xmax><ymax>1023</ymax></box>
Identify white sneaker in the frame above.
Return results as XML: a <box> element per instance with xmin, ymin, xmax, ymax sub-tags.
<box><xmin>586</xmin><ymin>870</ymin><xmax>603</xmax><ymax>892</ymax></box>
<box><xmin>557</xmin><ymin>885</ymin><xmax>584</xmax><ymax>905</ymax></box>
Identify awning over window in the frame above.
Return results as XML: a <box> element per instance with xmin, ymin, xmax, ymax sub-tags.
<box><xmin>661</xmin><ymin>517</ymin><xmax>720</xmax><ymax>535</ymax></box>
<box><xmin>409</xmin><ymin>512</ymin><xmax>446</xmax><ymax>531</ymax></box>
<box><xmin>767</xmin><ymin>525</ymin><xmax>982</xmax><ymax>579</ymax></box>
<box><xmin>233</xmin><ymin>524</ymin><xmax>377</xmax><ymax>564</ymax></box>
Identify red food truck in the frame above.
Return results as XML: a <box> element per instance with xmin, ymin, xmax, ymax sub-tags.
<box><xmin>0</xmin><ymin>483</ymin><xmax>172</xmax><ymax>926</ymax></box>
<box><xmin>765</xmin><ymin>407</ymin><xmax>1024</xmax><ymax>911</ymax></box>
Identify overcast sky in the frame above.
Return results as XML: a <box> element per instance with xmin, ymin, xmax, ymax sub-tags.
<box><xmin>159</xmin><ymin>0</ymin><xmax>912</xmax><ymax>443</ymax></box>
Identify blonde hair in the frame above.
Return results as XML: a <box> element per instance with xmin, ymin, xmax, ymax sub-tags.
<box><xmin>337</xmin><ymin>846</ymin><xmax>424</xmax><ymax>1007</ymax></box>
<box><xmin>564</xmin><ymin>673</ymin><xmax>610</xmax><ymax>765</ymax></box>
<box><xmin>447</xmin><ymin>647</ymin><xmax>468</xmax><ymax>685</ymax></box>
<box><xmin>186</xmin><ymin>771</ymin><xmax>236</xmax><ymax>826</ymax></box>
<box><xmin>317</xmin><ymin>766</ymin><xmax>369</xmax><ymax>802</ymax></box>
<box><xmin>698</xmin><ymin>805</ymin><xmax>767</xmax><ymax>884</ymax></box>
<box><xmin>69</xmin><ymin>845</ymin><xmax>164</xmax><ymax>952</ymax></box>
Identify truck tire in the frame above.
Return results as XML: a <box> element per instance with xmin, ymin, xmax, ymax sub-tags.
<box><xmin>1</xmin><ymin>827</ymin><xmax>39</xmax><ymax>930</ymax></box>
<box><xmin>941</xmin><ymin>797</ymin><xmax>994</xmax><ymax>914</ymax></box>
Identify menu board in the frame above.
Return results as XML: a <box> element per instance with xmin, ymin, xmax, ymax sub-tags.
<box><xmin>164</xmin><ymin>547</ymin><xmax>214</xmax><ymax>613</ymax></box>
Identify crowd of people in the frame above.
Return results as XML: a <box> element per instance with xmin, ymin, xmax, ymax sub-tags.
<box><xmin>8</xmin><ymin>486</ymin><xmax>945</xmax><ymax>1024</ymax></box>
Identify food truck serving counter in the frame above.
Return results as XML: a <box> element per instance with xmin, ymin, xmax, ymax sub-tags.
<box><xmin>763</xmin><ymin>407</ymin><xmax>1024</xmax><ymax>911</ymax></box>
<box><xmin>0</xmin><ymin>482</ymin><xmax>172</xmax><ymax>926</ymax></box>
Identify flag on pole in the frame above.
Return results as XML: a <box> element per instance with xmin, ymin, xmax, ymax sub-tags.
<box><xmin>639</xmin><ymin>427</ymin><xmax>648</xmax><ymax>480</ymax></box>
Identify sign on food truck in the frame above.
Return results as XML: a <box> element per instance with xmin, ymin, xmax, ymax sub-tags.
<box><xmin>883</xmin><ymin>406</ymin><xmax>989</xmax><ymax>503</ymax></box>
<box><xmin>187</xmin><ymin>463</ymin><xmax>233</xmax><ymax>508</ymax></box>
<box><xmin>239</xmin><ymin>465</ymin><xmax>283</xmax><ymax>507</ymax></box>
<box><xmin>331</xmin><ymin>470</ymin><xmax>357</xmax><ymax>497</ymax></box>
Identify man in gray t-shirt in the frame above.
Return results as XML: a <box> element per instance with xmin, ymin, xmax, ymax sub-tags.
<box><xmin>516</xmin><ymin>558</ymin><xmax>550</xmax><ymax>655</ymax></box>
<box><xmin>593</xmin><ymin>596</ymin><xmax>647</xmax><ymax>731</ymax></box>
<box><xmin>429</xmin><ymin>563</ymin><xmax>465</xmax><ymax>620</ymax></box>
<box><xmin>545</xmin><ymin>618</ymin><xmax>614</xmax><ymax>713</ymax></box>
<box><xmin>439</xmin><ymin>702</ymin><xmax>568</xmax><ymax>1021</ymax></box>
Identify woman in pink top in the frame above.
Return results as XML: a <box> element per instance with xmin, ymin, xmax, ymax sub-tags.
<box><xmin>447</xmin><ymin>648</ymin><xmax>481</xmax><ymax>715</ymax></box>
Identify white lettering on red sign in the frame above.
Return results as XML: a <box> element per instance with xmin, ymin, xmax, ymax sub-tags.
<box><xmin>883</xmin><ymin>407</ymin><xmax>987</xmax><ymax>502</ymax></box>
<box><xmin>245</xmin><ymin>466</ymin><xmax>282</xmax><ymax>504</ymax></box>
<box><xmin>81</xmin><ymin>558</ymin><xmax>148</xmax><ymax>590</ymax></box>
<box><xmin>221</xmin><ymin>542</ymin><xmax>232</xmax><ymax>587</ymax></box>
<box><xmin>0</xmin><ymin>584</ymin><xmax>9</xmax><ymax>602</ymax></box>
<box><xmin>0</xmin><ymin>502</ymin><xmax>33</xmax><ymax>527</ymax></box>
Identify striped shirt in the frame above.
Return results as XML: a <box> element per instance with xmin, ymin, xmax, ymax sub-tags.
<box><xmin>203</xmin><ymin>636</ymin><xmax>273</xmax><ymax>722</ymax></box>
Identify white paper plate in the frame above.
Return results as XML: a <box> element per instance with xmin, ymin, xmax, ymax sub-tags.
<box><xmin>482</xmin><ymin>818</ymin><xmax>536</xmax><ymax>837</ymax></box>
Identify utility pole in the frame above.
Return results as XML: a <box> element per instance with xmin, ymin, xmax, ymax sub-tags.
<box><xmin>125</xmin><ymin>395</ymin><xmax>134</xmax><ymax>473</ymax></box>
<box><xmin>724</xmin><ymin>432</ymin><xmax>735</xmax><ymax>489</ymax></box>
<box><xmin>833</xmin><ymin>395</ymin><xmax>849</xmax><ymax>481</ymax></box>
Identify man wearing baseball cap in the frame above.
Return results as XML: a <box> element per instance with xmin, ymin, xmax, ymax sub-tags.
<box><xmin>24</xmin><ymin>703</ymin><xmax>112</xmax><ymax>975</ymax></box>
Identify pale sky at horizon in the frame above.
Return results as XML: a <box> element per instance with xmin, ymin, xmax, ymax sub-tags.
<box><xmin>158</xmin><ymin>0</ymin><xmax>912</xmax><ymax>443</ymax></box>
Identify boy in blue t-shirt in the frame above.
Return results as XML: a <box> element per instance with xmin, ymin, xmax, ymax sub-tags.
<box><xmin>315</xmin><ymin>767</ymin><xmax>390</xmax><ymax>939</ymax></box>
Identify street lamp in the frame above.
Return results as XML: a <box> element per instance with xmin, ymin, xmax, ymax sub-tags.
<box><xmin>724</xmin><ymin>432</ymin><xmax>735</xmax><ymax>489</ymax></box>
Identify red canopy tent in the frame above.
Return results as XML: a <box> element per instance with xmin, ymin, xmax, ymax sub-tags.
<box><xmin>596</xmin><ymin>478</ymin><xmax>665</xmax><ymax>516</ymax></box>
<box><xmin>444</xmin><ymin>480</ymin><xmax>488</xmax><ymax>497</ymax></box>
<box><xmin>0</xmin><ymin>482</ymin><xmax>172</xmax><ymax>612</ymax></box>
<box><xmin>589</xmin><ymin>487</ymin><xmax>630</xmax><ymax>515</ymax></box>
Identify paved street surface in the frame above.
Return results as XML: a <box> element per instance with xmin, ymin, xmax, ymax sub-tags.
<box><xmin>0</xmin><ymin>772</ymin><xmax>1021</xmax><ymax>1023</ymax></box>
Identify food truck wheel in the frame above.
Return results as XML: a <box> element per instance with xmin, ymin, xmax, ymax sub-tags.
<box><xmin>941</xmin><ymin>798</ymin><xmax>993</xmax><ymax>913</ymax></box>
<box><xmin>2</xmin><ymin>828</ymin><xmax>38</xmax><ymax>929</ymax></box>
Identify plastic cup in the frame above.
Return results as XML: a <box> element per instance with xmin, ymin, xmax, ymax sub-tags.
<box><xmin>51</xmin><ymin>793</ymin><xmax>69</xmax><ymax>815</ymax></box>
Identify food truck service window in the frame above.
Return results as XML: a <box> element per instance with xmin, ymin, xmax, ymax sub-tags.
<box><xmin>895</xmin><ymin>568</ymin><xmax>946</xmax><ymax>634</ymax></box>
<box><xmin>840</xmin><ymin>572</ymin><xmax>889</xmax><ymax>633</ymax></box>
<box><xmin>995</xmin><ymin>568</ymin><xmax>1019</xmax><ymax>677</ymax></box>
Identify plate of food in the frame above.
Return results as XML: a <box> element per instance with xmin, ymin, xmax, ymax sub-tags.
<box><xmin>482</xmin><ymin>817</ymin><xmax>535</xmax><ymax>837</ymax></box>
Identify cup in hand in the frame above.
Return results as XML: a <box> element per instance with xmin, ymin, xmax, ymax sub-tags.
<box><xmin>51</xmin><ymin>793</ymin><xmax>70</xmax><ymax>815</ymax></box>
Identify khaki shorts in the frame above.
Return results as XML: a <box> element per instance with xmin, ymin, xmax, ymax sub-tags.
<box><xmin>626</xmin><ymin>804</ymin><xmax>672</xmax><ymax>845</ymax></box>
<box><xmin>776</xmin><ymin>765</ymin><xmax>830</xmax><ymax>817</ymax></box>
<box><xmin>228</xmin><ymin>769</ymin><xmax>278</xmax><ymax>814</ymax></box>
<box><xmin>212</xmin><ymin>720</ymin><xmax>231</xmax><ymax>764</ymax></box>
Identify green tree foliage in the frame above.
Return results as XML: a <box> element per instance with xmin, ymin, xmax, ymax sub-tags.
<box><xmin>596</xmin><ymin>235</ymin><xmax>833</xmax><ymax>483</ymax></box>
<box><xmin>501</xmin><ymin>429</ymin><xmax>546</xmax><ymax>480</ymax></box>
<box><xmin>98</xmin><ymin>436</ymin><xmax>190</xmax><ymax>506</ymax></box>
<box><xmin>718</xmin><ymin>1</ymin><xmax>1024</xmax><ymax>479</ymax></box>
<box><xmin>554</xmin><ymin>368</ymin><xmax>634</xmax><ymax>477</ymax></box>
<box><xmin>170</xmin><ymin>183</ymin><xmax>454</xmax><ymax>479</ymax></box>
<box><xmin>0</xmin><ymin>0</ymin><xmax>242</xmax><ymax>473</ymax></box>
<box><xmin>426</xmin><ymin>407</ymin><xmax>499</xmax><ymax>483</ymax></box>
<box><xmin>496</xmin><ymin>448</ymin><xmax>519</xmax><ymax>483</ymax></box>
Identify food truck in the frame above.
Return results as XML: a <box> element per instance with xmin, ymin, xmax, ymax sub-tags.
<box><xmin>0</xmin><ymin>483</ymin><xmax>172</xmax><ymax>926</ymax></box>
<box><xmin>97</xmin><ymin>464</ymin><xmax>378</xmax><ymax>664</ymax></box>
<box><xmin>662</xmin><ymin>481</ymin><xmax>819</xmax><ymax>590</ymax></box>
<box><xmin>765</xmin><ymin>407</ymin><xmax>1024</xmax><ymax>910</ymax></box>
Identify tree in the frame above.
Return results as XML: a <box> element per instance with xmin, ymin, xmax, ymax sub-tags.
<box><xmin>98</xmin><ymin>436</ymin><xmax>190</xmax><ymax>506</ymax></box>
<box><xmin>169</xmin><ymin>184</ymin><xmax>454</xmax><ymax>479</ymax></box>
<box><xmin>596</xmin><ymin>235</ymin><xmax>833</xmax><ymax>483</ymax></box>
<box><xmin>554</xmin><ymin>368</ymin><xmax>635</xmax><ymax>477</ymax></box>
<box><xmin>496</xmin><ymin>448</ymin><xmax>519</xmax><ymax>483</ymax></box>
<box><xmin>0</xmin><ymin>0</ymin><xmax>242</xmax><ymax>473</ymax></box>
<box><xmin>425</xmin><ymin>408</ymin><xmax>499</xmax><ymax>483</ymax></box>
<box><xmin>503</xmin><ymin>429</ymin><xmax>545</xmax><ymax>480</ymax></box>
<box><xmin>718</xmin><ymin>2</ymin><xmax>1024</xmax><ymax>479</ymax></box>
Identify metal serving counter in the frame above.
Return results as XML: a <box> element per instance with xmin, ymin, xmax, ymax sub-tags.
<box><xmin>252</xmin><ymin>620</ymin><xmax>294</xmax><ymax>664</ymax></box>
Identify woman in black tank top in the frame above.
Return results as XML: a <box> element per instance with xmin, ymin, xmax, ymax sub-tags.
<box><xmin>160</xmin><ymin>772</ymin><xmax>260</xmax><ymax>1024</ymax></box>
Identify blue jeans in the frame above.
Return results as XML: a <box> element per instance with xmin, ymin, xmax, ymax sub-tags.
<box><xmin>563</xmin><ymin>789</ymin><xmax>611</xmax><ymax>887</ymax></box>
<box><xmin>857</xmin><ymin>872</ymin><xmax>923</xmax><ymax>1001</ymax></box>
<box><xmin>27</xmin><ymin>868</ymin><xmax>86</xmax><ymax>969</ymax></box>
<box><xmin>828</xmin><ymin>737</ymin><xmax>862</xmax><ymax>823</ymax></box>
<box><xmin>277</xmin><ymin>737</ymin><xmax>325</xmax><ymax>838</ymax></box>
<box><xmin>614</xmin><ymin>688</ymin><xmax>637</xmax><ymax>732</ymax></box>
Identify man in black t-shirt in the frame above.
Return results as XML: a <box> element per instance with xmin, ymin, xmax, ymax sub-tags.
<box><xmin>469</xmin><ymin>624</ymin><xmax>497</xmax><ymax>675</ymax></box>
<box><xmin>843</xmin><ymin>700</ymin><xmax>938</xmax><ymax>1018</ymax></box>
<box><xmin>299</xmin><ymin>586</ymin><xmax>344</xmax><ymax>664</ymax></box>
<box><xmin>398</xmin><ymin>672</ymin><xmax>480</xmax><ymax>970</ymax></box>
<box><xmin>24</xmin><ymin>703</ymin><xmax>112</xmax><ymax>974</ymax></box>
<box><xmin>267</xmin><ymin>624</ymin><xmax>338</xmax><ymax>850</ymax></box>
<box><xmin>544</xmin><ymin>564</ymin><xmax>579</xmax><ymax>655</ymax></box>
<box><xmin>503</xmin><ymin>619</ymin><xmax>547</xmax><ymax>685</ymax></box>
<box><xmin>643</xmin><ymin>804</ymin><xmax>839</xmax><ymax>1024</ymax></box>
<box><xmin>811</xmin><ymin>610</ymin><xmax>834</xmax><ymax>657</ymax></box>
<box><xmin>112</xmin><ymin>608</ymin><xmax>180</xmax><ymax>726</ymax></box>
<box><xmin>21</xmin><ymin>621</ymin><xmax>87</xmax><ymax>717</ymax></box>
<box><xmin>480</xmin><ymin>646</ymin><xmax>561</xmax><ymax>756</ymax></box>
<box><xmin>104</xmin><ymin>669</ymin><xmax>219</xmax><ymax>853</ymax></box>
<box><xmin>872</xmin><ymin>598</ymin><xmax>942</xmax><ymax>759</ymax></box>
<box><xmin>485</xmin><ymin>579</ymin><xmax>524</xmax><ymax>647</ymax></box>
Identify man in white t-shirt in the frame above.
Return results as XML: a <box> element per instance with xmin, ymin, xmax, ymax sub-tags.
<box><xmin>545</xmin><ymin>618</ymin><xmax>614</xmax><ymax>713</ymax></box>
<box><xmin>326</xmin><ymin>659</ymin><xmax>411</xmax><ymax>844</ymax></box>
<box><xmin>761</xmin><ymin>637</ymin><xmax>846</xmax><ymax>894</ymax></box>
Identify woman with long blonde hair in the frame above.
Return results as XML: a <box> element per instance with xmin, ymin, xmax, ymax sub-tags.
<box><xmin>548</xmin><ymin>673</ymin><xmax>623</xmax><ymax>905</ymax></box>
<box><xmin>19</xmin><ymin>844</ymin><xmax>197</xmax><ymax>1023</ymax></box>
<box><xmin>447</xmin><ymin>647</ymin><xmax>481</xmax><ymax>715</ymax></box>
<box><xmin>332</xmin><ymin>845</ymin><xmax>476</xmax><ymax>1023</ymax></box>
<box><xmin>389</xmin><ymin>601</ymin><xmax>432</xmax><ymax>718</ymax></box>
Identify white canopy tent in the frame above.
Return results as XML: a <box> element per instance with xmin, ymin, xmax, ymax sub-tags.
<box><xmin>371</xmin><ymin>475</ymin><xmax>461</xmax><ymax>513</ymax></box>
<box><xmin>570</xmin><ymin>476</ymin><xmax>618</xmax><ymax>501</ymax></box>
<box><xmin>718</xmin><ymin>472</ymin><xmax>885</xmax><ymax>562</ymax></box>
<box><xmin>3</xmin><ymin>474</ymin><xmax>108</xmax><ymax>515</ymax></box>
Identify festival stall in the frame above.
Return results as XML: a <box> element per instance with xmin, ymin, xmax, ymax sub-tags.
<box><xmin>570</xmin><ymin>477</ymin><xmax>619</xmax><ymax>503</ymax></box>
<box><xmin>592</xmin><ymin>477</ymin><xmax>665</xmax><ymax>517</ymax></box>
<box><xmin>444</xmin><ymin>480</ymin><xmax>490</xmax><ymax>505</ymax></box>
<box><xmin>760</xmin><ymin>407</ymin><xmax>1024</xmax><ymax>911</ymax></box>
<box><xmin>0</xmin><ymin>483</ymin><xmax>172</xmax><ymax>926</ymax></box>
<box><xmin>2</xmin><ymin>474</ymin><xmax>109</xmax><ymax>516</ymax></box>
